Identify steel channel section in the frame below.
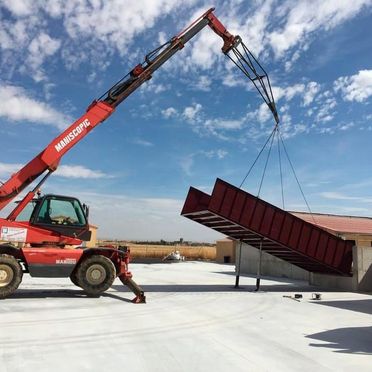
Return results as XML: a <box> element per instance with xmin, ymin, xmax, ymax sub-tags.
<box><xmin>182</xmin><ymin>178</ymin><xmax>353</xmax><ymax>276</ymax></box>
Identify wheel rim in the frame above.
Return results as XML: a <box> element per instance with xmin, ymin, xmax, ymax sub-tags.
<box><xmin>0</xmin><ymin>264</ymin><xmax>14</xmax><ymax>288</ymax></box>
<box><xmin>86</xmin><ymin>264</ymin><xmax>106</xmax><ymax>285</ymax></box>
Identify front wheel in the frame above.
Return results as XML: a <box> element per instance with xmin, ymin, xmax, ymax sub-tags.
<box><xmin>0</xmin><ymin>254</ymin><xmax>23</xmax><ymax>299</ymax></box>
<box><xmin>75</xmin><ymin>255</ymin><xmax>116</xmax><ymax>296</ymax></box>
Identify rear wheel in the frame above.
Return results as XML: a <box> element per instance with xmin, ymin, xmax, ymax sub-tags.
<box><xmin>0</xmin><ymin>254</ymin><xmax>23</xmax><ymax>299</ymax></box>
<box><xmin>70</xmin><ymin>271</ymin><xmax>80</xmax><ymax>287</ymax></box>
<box><xmin>75</xmin><ymin>255</ymin><xmax>116</xmax><ymax>296</ymax></box>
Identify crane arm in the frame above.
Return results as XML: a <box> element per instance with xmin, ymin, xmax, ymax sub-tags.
<box><xmin>0</xmin><ymin>8</ymin><xmax>279</xmax><ymax>217</ymax></box>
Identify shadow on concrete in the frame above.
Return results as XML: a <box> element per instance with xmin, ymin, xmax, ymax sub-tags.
<box><xmin>306</xmin><ymin>326</ymin><xmax>372</xmax><ymax>354</ymax></box>
<box><xmin>130</xmin><ymin>258</ymin><xmax>164</xmax><ymax>264</ymax></box>
<box><xmin>112</xmin><ymin>283</ymin><xmax>318</xmax><ymax>293</ymax></box>
<box><xmin>5</xmin><ymin>289</ymin><xmax>132</xmax><ymax>303</ymax></box>
<box><xmin>213</xmin><ymin>271</ymin><xmax>359</xmax><ymax>292</ymax></box>
<box><xmin>312</xmin><ymin>299</ymin><xmax>372</xmax><ymax>315</ymax></box>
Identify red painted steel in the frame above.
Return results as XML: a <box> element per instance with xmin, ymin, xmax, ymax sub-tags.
<box><xmin>23</xmin><ymin>247</ymin><xmax>84</xmax><ymax>265</ymax></box>
<box><xmin>182</xmin><ymin>178</ymin><xmax>354</xmax><ymax>276</ymax></box>
<box><xmin>0</xmin><ymin>101</ymin><xmax>114</xmax><ymax>213</ymax></box>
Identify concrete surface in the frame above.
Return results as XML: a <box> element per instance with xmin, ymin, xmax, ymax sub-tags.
<box><xmin>0</xmin><ymin>261</ymin><xmax>371</xmax><ymax>372</ymax></box>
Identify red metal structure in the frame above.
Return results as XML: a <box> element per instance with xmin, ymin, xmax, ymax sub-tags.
<box><xmin>182</xmin><ymin>179</ymin><xmax>354</xmax><ymax>276</ymax></box>
<box><xmin>0</xmin><ymin>9</ymin><xmax>279</xmax><ymax>300</ymax></box>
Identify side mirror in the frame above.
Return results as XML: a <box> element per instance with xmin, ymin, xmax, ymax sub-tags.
<box><xmin>83</xmin><ymin>203</ymin><xmax>90</xmax><ymax>220</ymax></box>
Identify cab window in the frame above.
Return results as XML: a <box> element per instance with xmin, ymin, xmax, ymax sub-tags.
<box><xmin>36</xmin><ymin>198</ymin><xmax>86</xmax><ymax>226</ymax></box>
<box><xmin>15</xmin><ymin>200</ymin><xmax>38</xmax><ymax>221</ymax></box>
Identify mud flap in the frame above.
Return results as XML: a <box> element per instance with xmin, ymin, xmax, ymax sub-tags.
<box><xmin>119</xmin><ymin>276</ymin><xmax>146</xmax><ymax>303</ymax></box>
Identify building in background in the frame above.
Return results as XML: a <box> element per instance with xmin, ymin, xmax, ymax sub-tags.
<box><xmin>85</xmin><ymin>224</ymin><xmax>98</xmax><ymax>247</ymax></box>
<box><xmin>216</xmin><ymin>211</ymin><xmax>372</xmax><ymax>289</ymax></box>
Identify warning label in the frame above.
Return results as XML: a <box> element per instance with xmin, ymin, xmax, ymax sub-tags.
<box><xmin>1</xmin><ymin>227</ymin><xmax>27</xmax><ymax>242</ymax></box>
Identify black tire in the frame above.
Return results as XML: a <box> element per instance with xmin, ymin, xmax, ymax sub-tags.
<box><xmin>0</xmin><ymin>254</ymin><xmax>23</xmax><ymax>299</ymax></box>
<box><xmin>70</xmin><ymin>271</ymin><xmax>81</xmax><ymax>287</ymax></box>
<box><xmin>75</xmin><ymin>255</ymin><xmax>116</xmax><ymax>296</ymax></box>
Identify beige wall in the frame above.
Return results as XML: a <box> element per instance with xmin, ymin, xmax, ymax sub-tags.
<box><xmin>322</xmin><ymin>229</ymin><xmax>372</xmax><ymax>247</ymax></box>
<box><xmin>86</xmin><ymin>225</ymin><xmax>98</xmax><ymax>248</ymax></box>
<box><xmin>344</xmin><ymin>233</ymin><xmax>372</xmax><ymax>247</ymax></box>
<box><xmin>216</xmin><ymin>239</ymin><xmax>236</xmax><ymax>263</ymax></box>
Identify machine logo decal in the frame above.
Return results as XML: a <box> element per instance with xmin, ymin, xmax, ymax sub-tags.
<box><xmin>54</xmin><ymin>118</ymin><xmax>91</xmax><ymax>153</ymax></box>
<box><xmin>56</xmin><ymin>258</ymin><xmax>77</xmax><ymax>265</ymax></box>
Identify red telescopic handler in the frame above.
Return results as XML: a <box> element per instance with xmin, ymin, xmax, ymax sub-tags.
<box><xmin>0</xmin><ymin>8</ymin><xmax>278</xmax><ymax>302</ymax></box>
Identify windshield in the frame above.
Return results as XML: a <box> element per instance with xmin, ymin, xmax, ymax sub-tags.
<box><xmin>15</xmin><ymin>200</ymin><xmax>38</xmax><ymax>222</ymax></box>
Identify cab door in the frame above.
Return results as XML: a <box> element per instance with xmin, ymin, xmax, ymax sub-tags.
<box><xmin>30</xmin><ymin>195</ymin><xmax>91</xmax><ymax>241</ymax></box>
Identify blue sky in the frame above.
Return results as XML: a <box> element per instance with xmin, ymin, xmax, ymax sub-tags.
<box><xmin>0</xmin><ymin>0</ymin><xmax>371</xmax><ymax>242</ymax></box>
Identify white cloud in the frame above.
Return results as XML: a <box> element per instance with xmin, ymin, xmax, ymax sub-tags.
<box><xmin>272</xmin><ymin>84</ymin><xmax>305</xmax><ymax>102</ymax></box>
<box><xmin>201</xmin><ymin>149</ymin><xmax>228</xmax><ymax>160</ymax></box>
<box><xmin>215</xmin><ymin>149</ymin><xmax>228</xmax><ymax>159</ymax></box>
<box><xmin>1</xmin><ymin>0</ymin><xmax>370</xmax><ymax>89</ymax></box>
<box><xmin>315</xmin><ymin>96</ymin><xmax>337</xmax><ymax>123</ymax></box>
<box><xmin>284</xmin><ymin>49</ymin><xmax>301</xmax><ymax>71</ymax></box>
<box><xmin>180</xmin><ymin>154</ymin><xmax>194</xmax><ymax>176</ymax></box>
<box><xmin>303</xmin><ymin>82</ymin><xmax>320</xmax><ymax>106</ymax></box>
<box><xmin>0</xmin><ymin>0</ymin><xmax>198</xmax><ymax>78</ymax></box>
<box><xmin>194</xmin><ymin>76</ymin><xmax>212</xmax><ymax>91</ymax></box>
<box><xmin>257</xmin><ymin>103</ymin><xmax>272</xmax><ymax>123</ymax></box>
<box><xmin>339</xmin><ymin>122</ymin><xmax>354</xmax><ymax>131</ymax></box>
<box><xmin>0</xmin><ymin>162</ymin><xmax>108</xmax><ymax>180</ymax></box>
<box><xmin>181</xmin><ymin>16</ymin><xmax>223</xmax><ymax>71</ymax></box>
<box><xmin>320</xmin><ymin>191</ymin><xmax>372</xmax><ymax>203</ymax></box>
<box><xmin>268</xmin><ymin>0</ymin><xmax>372</xmax><ymax>57</ymax></box>
<box><xmin>161</xmin><ymin>107</ymin><xmax>178</xmax><ymax>119</ymax></box>
<box><xmin>0</xmin><ymin>84</ymin><xmax>70</xmax><ymax>129</ymax></box>
<box><xmin>180</xmin><ymin>149</ymin><xmax>228</xmax><ymax>176</ymax></box>
<box><xmin>334</xmin><ymin>69</ymin><xmax>372</xmax><ymax>102</ymax></box>
<box><xmin>182</xmin><ymin>103</ymin><xmax>202</xmax><ymax>122</ymax></box>
<box><xmin>284</xmin><ymin>84</ymin><xmax>305</xmax><ymax>100</ymax></box>
<box><xmin>158</xmin><ymin>31</ymin><xmax>167</xmax><ymax>45</ymax></box>
<box><xmin>140</xmin><ymin>78</ymin><xmax>168</xmax><ymax>94</ymax></box>
<box><xmin>61</xmin><ymin>0</ymin><xmax>197</xmax><ymax>56</ymax></box>
<box><xmin>0</xmin><ymin>162</ymin><xmax>21</xmax><ymax>179</ymax></box>
<box><xmin>0</xmin><ymin>7</ymin><xmax>62</xmax><ymax>81</ymax></box>
<box><xmin>222</xmin><ymin>73</ymin><xmax>246</xmax><ymax>88</ymax></box>
<box><xmin>133</xmin><ymin>139</ymin><xmax>154</xmax><ymax>147</ymax></box>
<box><xmin>234</xmin><ymin>0</ymin><xmax>274</xmax><ymax>56</ymax></box>
<box><xmin>1</xmin><ymin>0</ymin><xmax>35</xmax><ymax>16</ymax></box>
<box><xmin>25</xmin><ymin>32</ymin><xmax>61</xmax><ymax>82</ymax></box>
<box><xmin>55</xmin><ymin>165</ymin><xmax>108</xmax><ymax>179</ymax></box>
<box><xmin>205</xmin><ymin>118</ymin><xmax>244</xmax><ymax>130</ymax></box>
